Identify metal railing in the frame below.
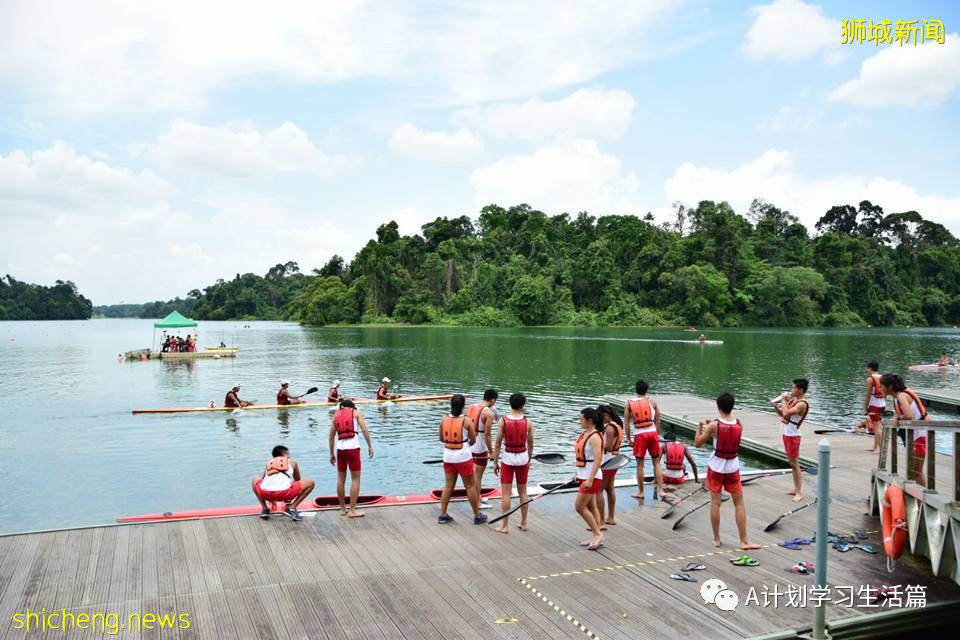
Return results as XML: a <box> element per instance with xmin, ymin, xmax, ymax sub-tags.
<box><xmin>878</xmin><ymin>418</ymin><xmax>960</xmax><ymax>499</ymax></box>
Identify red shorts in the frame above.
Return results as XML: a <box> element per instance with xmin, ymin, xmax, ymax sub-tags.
<box><xmin>578</xmin><ymin>478</ymin><xmax>602</xmax><ymax>494</ymax></box>
<box><xmin>337</xmin><ymin>448</ymin><xmax>361</xmax><ymax>472</ymax></box>
<box><xmin>632</xmin><ymin>431</ymin><xmax>661</xmax><ymax>458</ymax></box>
<box><xmin>868</xmin><ymin>405</ymin><xmax>884</xmax><ymax>423</ymax></box>
<box><xmin>706</xmin><ymin>468</ymin><xmax>741</xmax><ymax>494</ymax></box>
<box><xmin>472</xmin><ymin>452</ymin><xmax>488</xmax><ymax>468</ymax></box>
<box><xmin>443</xmin><ymin>459</ymin><xmax>475</xmax><ymax>477</ymax></box>
<box><xmin>255</xmin><ymin>479</ymin><xmax>303</xmax><ymax>502</ymax></box>
<box><xmin>500</xmin><ymin>463</ymin><xmax>529</xmax><ymax>485</ymax></box>
<box><xmin>782</xmin><ymin>434</ymin><xmax>801</xmax><ymax>459</ymax></box>
<box><xmin>602</xmin><ymin>469</ymin><xmax>618</xmax><ymax>479</ymax></box>
<box><xmin>914</xmin><ymin>436</ymin><xmax>927</xmax><ymax>459</ymax></box>
<box><xmin>663</xmin><ymin>472</ymin><xmax>686</xmax><ymax>485</ymax></box>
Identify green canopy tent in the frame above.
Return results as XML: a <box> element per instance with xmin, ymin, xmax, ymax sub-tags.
<box><xmin>153</xmin><ymin>311</ymin><xmax>198</xmax><ymax>351</ymax></box>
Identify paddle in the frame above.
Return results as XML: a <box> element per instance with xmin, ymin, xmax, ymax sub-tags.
<box><xmin>661</xmin><ymin>484</ymin><xmax>706</xmax><ymax>519</ymax></box>
<box><xmin>301</xmin><ymin>386</ymin><xmax>319</xmax><ymax>398</ymax></box>
<box><xmin>421</xmin><ymin>452</ymin><xmax>567</xmax><ymax>465</ymax></box>
<box><xmin>814</xmin><ymin>428</ymin><xmax>868</xmax><ymax>436</ymax></box>
<box><xmin>672</xmin><ymin>493</ymin><xmax>730</xmax><ymax>530</ymax></box>
<box><xmin>486</xmin><ymin>479</ymin><xmax>578</xmax><ymax>525</ymax></box>
<box><xmin>763</xmin><ymin>497</ymin><xmax>820</xmax><ymax>532</ymax></box>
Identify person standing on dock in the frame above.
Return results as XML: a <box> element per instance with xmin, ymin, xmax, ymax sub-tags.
<box><xmin>858</xmin><ymin>362</ymin><xmax>885</xmax><ymax>454</ymax></box>
<box><xmin>467</xmin><ymin>389</ymin><xmax>499</xmax><ymax>509</ymax></box>
<box><xmin>661</xmin><ymin>432</ymin><xmax>699</xmax><ymax>489</ymax></box>
<box><xmin>694</xmin><ymin>393</ymin><xmax>759</xmax><ymax>550</ymax></box>
<box><xmin>225</xmin><ymin>384</ymin><xmax>253</xmax><ymax>408</ymax></box>
<box><xmin>491</xmin><ymin>392</ymin><xmax>534</xmax><ymax>533</ymax></box>
<box><xmin>329</xmin><ymin>399</ymin><xmax>375</xmax><ymax>517</ymax></box>
<box><xmin>574</xmin><ymin>407</ymin><xmax>605</xmax><ymax>550</ymax></box>
<box><xmin>773</xmin><ymin>378</ymin><xmax>809</xmax><ymax>502</ymax></box>
<box><xmin>252</xmin><ymin>445</ymin><xmax>315</xmax><ymax>521</ymax></box>
<box><xmin>880</xmin><ymin>374</ymin><xmax>928</xmax><ymax>487</ymax></box>
<box><xmin>624</xmin><ymin>379</ymin><xmax>666</xmax><ymax>501</ymax></box>
<box><xmin>327</xmin><ymin>380</ymin><xmax>341</xmax><ymax>403</ymax></box>
<box><xmin>596</xmin><ymin>404</ymin><xmax>624</xmax><ymax>525</ymax></box>
<box><xmin>437</xmin><ymin>394</ymin><xmax>487</xmax><ymax>525</ymax></box>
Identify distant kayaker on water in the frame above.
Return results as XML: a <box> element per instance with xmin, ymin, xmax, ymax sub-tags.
<box><xmin>225</xmin><ymin>384</ymin><xmax>253</xmax><ymax>408</ymax></box>
<box><xmin>937</xmin><ymin>353</ymin><xmax>953</xmax><ymax>366</ymax></box>
<box><xmin>327</xmin><ymin>380</ymin><xmax>341</xmax><ymax>403</ymax></box>
<box><xmin>252</xmin><ymin>445</ymin><xmax>315</xmax><ymax>521</ymax></box>
<box><xmin>377</xmin><ymin>377</ymin><xmax>400</xmax><ymax>400</ymax></box>
<box><xmin>277</xmin><ymin>381</ymin><xmax>306</xmax><ymax>405</ymax></box>
<box><xmin>698</xmin><ymin>334</ymin><xmax>706</xmax><ymax>343</ymax></box>
<box><xmin>329</xmin><ymin>399</ymin><xmax>374</xmax><ymax>517</ymax></box>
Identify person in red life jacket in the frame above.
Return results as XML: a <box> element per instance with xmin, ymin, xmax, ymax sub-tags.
<box><xmin>773</xmin><ymin>378</ymin><xmax>809</xmax><ymax>502</ymax></box>
<box><xmin>880</xmin><ymin>373</ymin><xmax>929</xmax><ymax>487</ymax></box>
<box><xmin>491</xmin><ymin>392</ymin><xmax>535</xmax><ymax>534</ymax></box>
<box><xmin>595</xmin><ymin>404</ymin><xmax>624</xmax><ymax>526</ymax></box>
<box><xmin>694</xmin><ymin>393</ymin><xmax>760</xmax><ymax>550</ymax></box>
<box><xmin>251</xmin><ymin>445</ymin><xmax>315</xmax><ymax>521</ymax></box>
<box><xmin>327</xmin><ymin>380</ymin><xmax>341</xmax><ymax>403</ymax></box>
<box><xmin>328</xmin><ymin>399</ymin><xmax>375</xmax><ymax>517</ymax></box>
<box><xmin>224</xmin><ymin>384</ymin><xmax>253</xmax><ymax>408</ymax></box>
<box><xmin>376</xmin><ymin>377</ymin><xmax>400</xmax><ymax>400</ymax></box>
<box><xmin>276</xmin><ymin>380</ymin><xmax>305</xmax><ymax>405</ymax></box>
<box><xmin>573</xmin><ymin>407</ymin><xmax>605</xmax><ymax>550</ymax></box>
<box><xmin>437</xmin><ymin>394</ymin><xmax>487</xmax><ymax>525</ymax></box>
<box><xmin>624</xmin><ymin>379</ymin><xmax>666</xmax><ymax>501</ymax></box>
<box><xmin>661</xmin><ymin>432</ymin><xmax>699</xmax><ymax>489</ymax></box>
<box><xmin>467</xmin><ymin>389</ymin><xmax>499</xmax><ymax>509</ymax></box>
<box><xmin>856</xmin><ymin>362</ymin><xmax>886</xmax><ymax>454</ymax></box>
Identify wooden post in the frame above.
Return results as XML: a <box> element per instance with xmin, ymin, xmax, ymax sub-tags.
<box><xmin>927</xmin><ymin>429</ymin><xmax>936</xmax><ymax>492</ymax></box>
<box><xmin>889</xmin><ymin>423</ymin><xmax>898</xmax><ymax>475</ymax></box>
<box><xmin>955</xmin><ymin>432</ymin><xmax>960</xmax><ymax>501</ymax></box>
<box><xmin>906</xmin><ymin>429</ymin><xmax>914</xmax><ymax>480</ymax></box>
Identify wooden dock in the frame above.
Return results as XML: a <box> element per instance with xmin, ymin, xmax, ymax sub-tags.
<box><xmin>915</xmin><ymin>388</ymin><xmax>960</xmax><ymax>414</ymax></box>
<box><xmin>1</xmin><ymin>394</ymin><xmax>959</xmax><ymax>639</ymax></box>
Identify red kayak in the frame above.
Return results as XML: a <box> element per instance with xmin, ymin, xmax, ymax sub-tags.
<box><xmin>117</xmin><ymin>486</ymin><xmax>501</xmax><ymax>523</ymax></box>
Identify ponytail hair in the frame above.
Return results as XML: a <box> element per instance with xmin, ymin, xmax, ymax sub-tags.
<box><xmin>580</xmin><ymin>407</ymin><xmax>603</xmax><ymax>431</ymax></box>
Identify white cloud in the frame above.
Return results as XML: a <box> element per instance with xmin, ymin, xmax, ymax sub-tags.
<box><xmin>152</xmin><ymin>119</ymin><xmax>348</xmax><ymax>177</ymax></box>
<box><xmin>0</xmin><ymin>141</ymin><xmax>169</xmax><ymax>213</ymax></box>
<box><xmin>388</xmin><ymin>124</ymin><xmax>483</xmax><ymax>161</ymax></box>
<box><xmin>743</xmin><ymin>0</ymin><xmax>840</xmax><ymax>62</ymax></box>
<box><xmin>454</xmin><ymin>88</ymin><xmax>636</xmax><ymax>142</ymax></box>
<box><xmin>829</xmin><ymin>34</ymin><xmax>960</xmax><ymax>108</ymax></box>
<box><xmin>664</xmin><ymin>149</ymin><xmax>960</xmax><ymax>233</ymax></box>
<box><xmin>470</xmin><ymin>138</ymin><xmax>638</xmax><ymax>213</ymax></box>
<box><xmin>0</xmin><ymin>1</ymin><xmax>680</xmax><ymax>115</ymax></box>
<box><xmin>759</xmin><ymin>106</ymin><xmax>816</xmax><ymax>132</ymax></box>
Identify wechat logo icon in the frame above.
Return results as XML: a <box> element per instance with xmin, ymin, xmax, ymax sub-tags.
<box><xmin>701</xmin><ymin>578</ymin><xmax>739</xmax><ymax>612</ymax></box>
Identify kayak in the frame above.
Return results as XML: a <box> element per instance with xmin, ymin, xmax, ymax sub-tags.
<box><xmin>117</xmin><ymin>486</ymin><xmax>502</xmax><ymax>523</ymax></box>
<box><xmin>131</xmin><ymin>394</ymin><xmax>459</xmax><ymax>414</ymax></box>
<box><xmin>206</xmin><ymin>346</ymin><xmax>238</xmax><ymax>351</ymax></box>
<box><xmin>907</xmin><ymin>364</ymin><xmax>960</xmax><ymax>371</ymax></box>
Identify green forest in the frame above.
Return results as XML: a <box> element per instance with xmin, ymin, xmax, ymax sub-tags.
<box><xmin>0</xmin><ymin>276</ymin><xmax>93</xmax><ymax>320</ymax></box>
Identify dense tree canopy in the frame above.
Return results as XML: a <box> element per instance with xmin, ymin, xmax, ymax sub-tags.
<box><xmin>0</xmin><ymin>276</ymin><xmax>92</xmax><ymax>320</ymax></box>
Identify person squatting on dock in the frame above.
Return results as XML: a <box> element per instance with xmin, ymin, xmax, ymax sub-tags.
<box><xmin>252</xmin><ymin>446</ymin><xmax>315</xmax><ymax>521</ymax></box>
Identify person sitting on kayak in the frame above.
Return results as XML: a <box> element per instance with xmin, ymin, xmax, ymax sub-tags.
<box><xmin>251</xmin><ymin>445</ymin><xmax>315</xmax><ymax>521</ymax></box>
<box><xmin>937</xmin><ymin>353</ymin><xmax>953</xmax><ymax>366</ymax></box>
<box><xmin>225</xmin><ymin>384</ymin><xmax>253</xmax><ymax>408</ymax></box>
<box><xmin>377</xmin><ymin>377</ymin><xmax>400</xmax><ymax>400</ymax></box>
<box><xmin>277</xmin><ymin>381</ymin><xmax>305</xmax><ymax>405</ymax></box>
<box><xmin>219</xmin><ymin>341</ymin><xmax>227</xmax><ymax>348</ymax></box>
<box><xmin>698</xmin><ymin>334</ymin><xmax>706</xmax><ymax>343</ymax></box>
<box><xmin>327</xmin><ymin>380</ymin><xmax>341</xmax><ymax>403</ymax></box>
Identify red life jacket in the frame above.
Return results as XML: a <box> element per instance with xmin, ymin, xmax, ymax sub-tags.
<box><xmin>870</xmin><ymin>374</ymin><xmax>885</xmax><ymax>399</ymax></box>
<box><xmin>466</xmin><ymin>403</ymin><xmax>485</xmax><ymax>433</ymax></box>
<box><xmin>442</xmin><ymin>416</ymin><xmax>466</xmax><ymax>450</ymax></box>
<box><xmin>225</xmin><ymin>391</ymin><xmax>240</xmax><ymax>408</ymax></box>
<box><xmin>607</xmin><ymin>423</ymin><xmax>624</xmax><ymax>455</ymax></box>
<box><xmin>327</xmin><ymin>388</ymin><xmax>339</xmax><ymax>403</ymax></box>
<box><xmin>575</xmin><ymin>430</ymin><xmax>601</xmax><ymax>467</ymax></box>
<box><xmin>714</xmin><ymin>419</ymin><xmax>743</xmax><ymax>459</ymax></box>
<box><xmin>665</xmin><ymin>442</ymin><xmax>685</xmax><ymax>471</ymax></box>
<box><xmin>780</xmin><ymin>398</ymin><xmax>808</xmax><ymax>428</ymax></box>
<box><xmin>334</xmin><ymin>407</ymin><xmax>356</xmax><ymax>440</ymax></box>
<box><xmin>377</xmin><ymin>384</ymin><xmax>389</xmax><ymax>399</ymax></box>
<box><xmin>628</xmin><ymin>397</ymin><xmax>654</xmax><ymax>429</ymax></box>
<box><xmin>276</xmin><ymin>389</ymin><xmax>289</xmax><ymax>405</ymax></box>
<box><xmin>895</xmin><ymin>388</ymin><xmax>929</xmax><ymax>420</ymax></box>
<box><xmin>503</xmin><ymin>417</ymin><xmax>528</xmax><ymax>453</ymax></box>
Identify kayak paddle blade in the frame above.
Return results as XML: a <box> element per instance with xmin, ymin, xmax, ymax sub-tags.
<box><xmin>534</xmin><ymin>453</ymin><xmax>566</xmax><ymax>465</ymax></box>
<box><xmin>601</xmin><ymin>454</ymin><xmax>631</xmax><ymax>471</ymax></box>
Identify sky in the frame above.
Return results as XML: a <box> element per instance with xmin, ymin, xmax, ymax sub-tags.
<box><xmin>1</xmin><ymin>0</ymin><xmax>958</xmax><ymax>304</ymax></box>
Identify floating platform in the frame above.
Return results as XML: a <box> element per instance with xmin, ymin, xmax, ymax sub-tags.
<box><xmin>914</xmin><ymin>388</ymin><xmax>960</xmax><ymax>414</ymax></box>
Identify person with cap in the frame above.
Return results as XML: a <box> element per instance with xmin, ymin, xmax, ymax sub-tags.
<box><xmin>327</xmin><ymin>380</ymin><xmax>341</xmax><ymax>403</ymax></box>
<box><xmin>277</xmin><ymin>381</ymin><xmax>305</xmax><ymax>405</ymax></box>
<box><xmin>225</xmin><ymin>384</ymin><xmax>253</xmax><ymax>408</ymax></box>
<box><xmin>376</xmin><ymin>377</ymin><xmax>399</xmax><ymax>401</ymax></box>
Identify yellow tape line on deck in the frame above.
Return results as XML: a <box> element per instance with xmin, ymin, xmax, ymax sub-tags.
<box><xmin>519</xmin><ymin>578</ymin><xmax>601</xmax><ymax>640</ymax></box>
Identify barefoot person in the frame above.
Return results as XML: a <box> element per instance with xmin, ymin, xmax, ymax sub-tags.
<box><xmin>225</xmin><ymin>384</ymin><xmax>253</xmax><ymax>408</ymax></box>
<box><xmin>773</xmin><ymin>378</ymin><xmax>809</xmax><ymax>502</ymax></box>
<box><xmin>662</xmin><ymin>432</ymin><xmax>699</xmax><ymax>489</ymax></box>
<box><xmin>327</xmin><ymin>380</ymin><xmax>341</xmax><ymax>403</ymax></box>
<box><xmin>277</xmin><ymin>381</ymin><xmax>305</xmax><ymax>405</ymax></box>
<box><xmin>574</xmin><ymin>407</ymin><xmax>605</xmax><ymax>550</ymax></box>
<box><xmin>251</xmin><ymin>445</ymin><xmax>315</xmax><ymax>521</ymax></box>
<box><xmin>880</xmin><ymin>374</ymin><xmax>929</xmax><ymax>487</ymax></box>
<box><xmin>467</xmin><ymin>389</ymin><xmax>499</xmax><ymax>508</ymax></box>
<box><xmin>624</xmin><ymin>380</ymin><xmax>666</xmax><ymax>501</ymax></box>
<box><xmin>328</xmin><ymin>399</ymin><xmax>374</xmax><ymax>517</ymax></box>
<box><xmin>437</xmin><ymin>394</ymin><xmax>487</xmax><ymax>525</ymax></box>
<box><xmin>491</xmin><ymin>392</ymin><xmax>534</xmax><ymax>533</ymax></box>
<box><xmin>694</xmin><ymin>393</ymin><xmax>759</xmax><ymax>550</ymax></box>
<box><xmin>858</xmin><ymin>362</ymin><xmax>885</xmax><ymax>454</ymax></box>
<box><xmin>596</xmin><ymin>404</ymin><xmax>624</xmax><ymax>526</ymax></box>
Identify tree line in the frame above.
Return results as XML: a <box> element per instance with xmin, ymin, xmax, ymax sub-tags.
<box><xmin>0</xmin><ymin>276</ymin><xmax>93</xmax><ymax>320</ymax></box>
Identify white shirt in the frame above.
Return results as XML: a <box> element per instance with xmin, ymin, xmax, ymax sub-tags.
<box><xmin>779</xmin><ymin>399</ymin><xmax>806</xmax><ymax>437</ymax></box>
<box><xmin>576</xmin><ymin>431</ymin><xmax>603</xmax><ymax>480</ymax></box>
<box><xmin>628</xmin><ymin>397</ymin><xmax>658</xmax><ymax>434</ymax></box>
<box><xmin>470</xmin><ymin>406</ymin><xmax>498</xmax><ymax>455</ymax></box>
<box><xmin>442</xmin><ymin>415</ymin><xmax>473</xmax><ymax>464</ymax></box>
<box><xmin>868</xmin><ymin>375</ymin><xmax>886</xmax><ymax>409</ymax></box>
<box><xmin>708</xmin><ymin>418</ymin><xmax>741</xmax><ymax>474</ymax></box>
<box><xmin>259</xmin><ymin>464</ymin><xmax>294</xmax><ymax>491</ymax></box>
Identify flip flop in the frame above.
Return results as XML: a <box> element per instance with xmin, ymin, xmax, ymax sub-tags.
<box><xmin>793</xmin><ymin>538</ymin><xmax>813</xmax><ymax>545</ymax></box>
<box><xmin>854</xmin><ymin>529</ymin><xmax>868</xmax><ymax>540</ymax></box>
<box><xmin>681</xmin><ymin>562</ymin><xmax>706</xmax><ymax>572</ymax></box>
<box><xmin>778</xmin><ymin>541</ymin><xmax>802</xmax><ymax>551</ymax></box>
<box><xmin>856</xmin><ymin>544</ymin><xmax>879</xmax><ymax>554</ymax></box>
<box><xmin>787</xmin><ymin>563</ymin><xmax>810</xmax><ymax>574</ymax></box>
<box><xmin>730</xmin><ymin>555</ymin><xmax>760</xmax><ymax>567</ymax></box>
<box><xmin>801</xmin><ymin>561</ymin><xmax>815</xmax><ymax>570</ymax></box>
<box><xmin>833</xmin><ymin>542</ymin><xmax>852</xmax><ymax>552</ymax></box>
<box><xmin>670</xmin><ymin>572</ymin><xmax>697</xmax><ymax>582</ymax></box>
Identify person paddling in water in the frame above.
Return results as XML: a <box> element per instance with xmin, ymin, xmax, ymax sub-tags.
<box><xmin>225</xmin><ymin>384</ymin><xmax>253</xmax><ymax>408</ymax></box>
<box><xmin>574</xmin><ymin>407</ymin><xmax>605</xmax><ymax>550</ymax></box>
<box><xmin>773</xmin><ymin>378</ymin><xmax>810</xmax><ymax>502</ymax></box>
<box><xmin>329</xmin><ymin>399</ymin><xmax>374</xmax><ymax>517</ymax></box>
<box><xmin>377</xmin><ymin>377</ymin><xmax>400</xmax><ymax>400</ymax></box>
<box><xmin>437</xmin><ymin>394</ymin><xmax>487</xmax><ymax>525</ymax></box>
<box><xmin>252</xmin><ymin>445</ymin><xmax>315</xmax><ymax>521</ymax></box>
<box><xmin>277</xmin><ymin>381</ymin><xmax>305</xmax><ymax>405</ymax></box>
<box><xmin>491</xmin><ymin>392</ymin><xmax>534</xmax><ymax>533</ymax></box>
<box><xmin>327</xmin><ymin>380</ymin><xmax>341</xmax><ymax>403</ymax></box>
<box><xmin>694</xmin><ymin>393</ymin><xmax>760</xmax><ymax>550</ymax></box>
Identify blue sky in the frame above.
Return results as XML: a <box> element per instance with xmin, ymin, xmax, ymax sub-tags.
<box><xmin>1</xmin><ymin>0</ymin><xmax>958</xmax><ymax>304</ymax></box>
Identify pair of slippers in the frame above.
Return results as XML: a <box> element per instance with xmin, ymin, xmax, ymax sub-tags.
<box><xmin>730</xmin><ymin>555</ymin><xmax>760</xmax><ymax>567</ymax></box>
<box><xmin>833</xmin><ymin>542</ymin><xmax>878</xmax><ymax>554</ymax></box>
<box><xmin>787</xmin><ymin>561</ymin><xmax>815</xmax><ymax>574</ymax></box>
<box><xmin>670</xmin><ymin>562</ymin><xmax>706</xmax><ymax>582</ymax></box>
<box><xmin>779</xmin><ymin>537</ymin><xmax>813</xmax><ymax>551</ymax></box>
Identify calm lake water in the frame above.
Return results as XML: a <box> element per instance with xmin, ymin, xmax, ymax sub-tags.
<box><xmin>1</xmin><ymin>320</ymin><xmax>958</xmax><ymax>534</ymax></box>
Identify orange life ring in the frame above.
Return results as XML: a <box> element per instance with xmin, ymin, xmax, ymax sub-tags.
<box><xmin>882</xmin><ymin>484</ymin><xmax>907</xmax><ymax>560</ymax></box>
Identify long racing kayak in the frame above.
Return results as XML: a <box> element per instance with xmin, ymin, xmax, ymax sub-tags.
<box><xmin>117</xmin><ymin>486</ymin><xmax>502</xmax><ymax>522</ymax></box>
<box><xmin>131</xmin><ymin>394</ymin><xmax>459</xmax><ymax>414</ymax></box>
<box><xmin>907</xmin><ymin>364</ymin><xmax>960</xmax><ymax>371</ymax></box>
